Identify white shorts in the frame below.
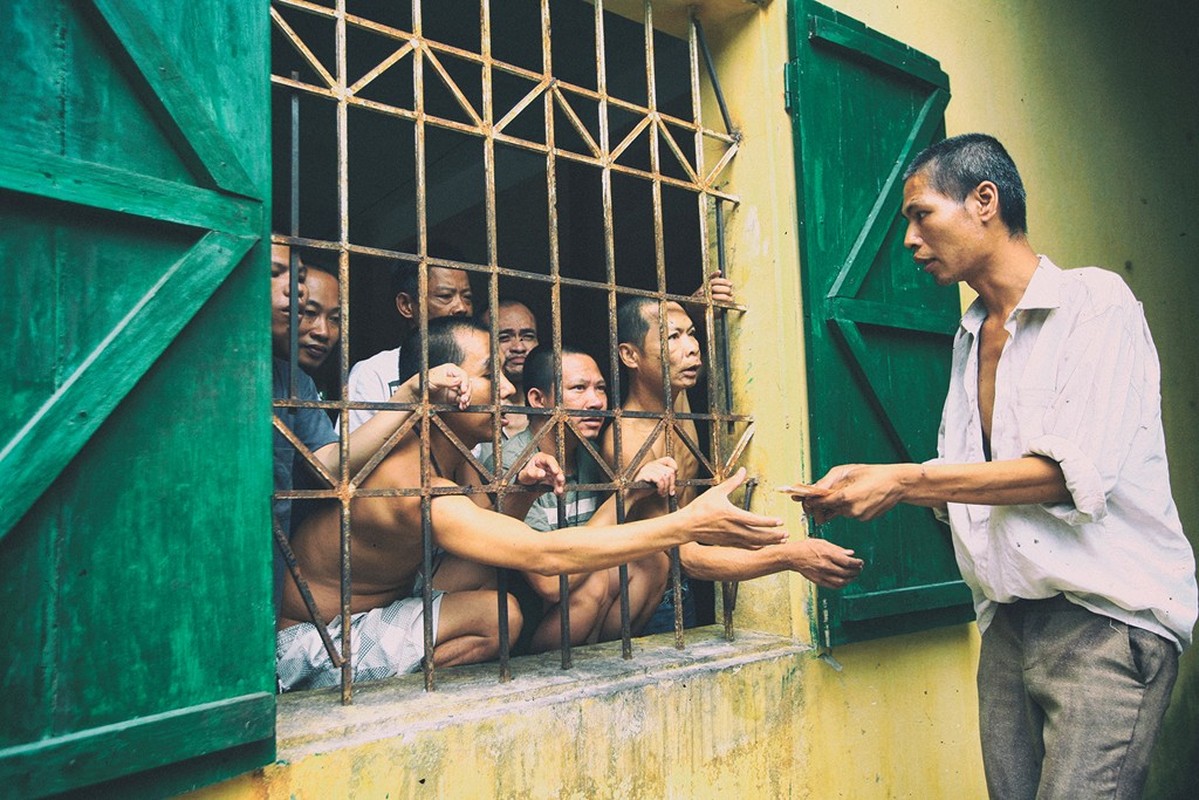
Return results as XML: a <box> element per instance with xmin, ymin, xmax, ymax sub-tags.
<box><xmin>276</xmin><ymin>590</ymin><xmax>444</xmax><ymax>692</ymax></box>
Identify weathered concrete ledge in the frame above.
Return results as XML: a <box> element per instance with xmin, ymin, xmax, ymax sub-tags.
<box><xmin>277</xmin><ymin>626</ymin><xmax>812</xmax><ymax>760</ymax></box>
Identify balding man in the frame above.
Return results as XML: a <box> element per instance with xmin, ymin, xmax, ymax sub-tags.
<box><xmin>481</xmin><ymin>298</ymin><xmax>539</xmax><ymax>438</ymax></box>
<box><xmin>345</xmin><ymin>259</ymin><xmax>473</xmax><ymax>432</ymax></box>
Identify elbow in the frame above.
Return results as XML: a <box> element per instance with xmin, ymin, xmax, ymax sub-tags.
<box><xmin>531</xmin><ymin>555</ymin><xmax>570</xmax><ymax>578</ymax></box>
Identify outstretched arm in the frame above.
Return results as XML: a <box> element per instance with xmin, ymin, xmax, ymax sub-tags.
<box><xmin>679</xmin><ymin>538</ymin><xmax>863</xmax><ymax>588</ymax></box>
<box><xmin>432</xmin><ymin>468</ymin><xmax>785</xmax><ymax>576</ymax></box>
<box><xmin>800</xmin><ymin>457</ymin><xmax>1070</xmax><ymax>523</ymax></box>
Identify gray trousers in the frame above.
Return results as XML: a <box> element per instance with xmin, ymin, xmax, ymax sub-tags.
<box><xmin>977</xmin><ymin>596</ymin><xmax>1178</xmax><ymax>800</ymax></box>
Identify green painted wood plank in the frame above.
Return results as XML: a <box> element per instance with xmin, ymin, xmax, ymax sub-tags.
<box><xmin>0</xmin><ymin>692</ymin><xmax>274</xmax><ymax>798</ymax></box>
<box><xmin>84</xmin><ymin>0</ymin><xmax>259</xmax><ymax>198</ymax></box>
<box><xmin>829</xmin><ymin>297</ymin><xmax>958</xmax><ymax>336</ymax></box>
<box><xmin>808</xmin><ymin>10</ymin><xmax>949</xmax><ymax>91</ymax></box>
<box><xmin>0</xmin><ymin>230</ymin><xmax>256</xmax><ymax>541</ymax></box>
<box><xmin>828</xmin><ymin>317</ymin><xmax>913</xmax><ymax>463</ymax></box>
<box><xmin>0</xmin><ymin>145</ymin><xmax>259</xmax><ymax>236</ymax></box>
<box><xmin>825</xmin><ymin>88</ymin><xmax>950</xmax><ymax>300</ymax></box>
<box><xmin>838</xmin><ymin>580</ymin><xmax>973</xmax><ymax>621</ymax></box>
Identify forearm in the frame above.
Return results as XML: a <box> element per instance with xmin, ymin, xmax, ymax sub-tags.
<box><xmin>902</xmin><ymin>456</ymin><xmax>1071</xmax><ymax>507</ymax></box>
<box><xmin>678</xmin><ymin>542</ymin><xmax>789</xmax><ymax>582</ymax></box>
<box><xmin>527</xmin><ymin>514</ymin><xmax>694</xmax><ymax>575</ymax></box>
<box><xmin>312</xmin><ymin>404</ymin><xmax>419</xmax><ymax>476</ymax></box>
<box><xmin>433</xmin><ymin>496</ymin><xmax>694</xmax><ymax>576</ymax></box>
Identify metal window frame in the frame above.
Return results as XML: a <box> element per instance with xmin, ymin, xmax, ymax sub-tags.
<box><xmin>270</xmin><ymin>0</ymin><xmax>752</xmax><ymax>705</ymax></box>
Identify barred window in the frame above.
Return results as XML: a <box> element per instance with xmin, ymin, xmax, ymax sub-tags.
<box><xmin>270</xmin><ymin>0</ymin><xmax>750</xmax><ymax>703</ymax></box>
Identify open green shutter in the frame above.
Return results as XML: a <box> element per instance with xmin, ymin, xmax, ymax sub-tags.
<box><xmin>788</xmin><ymin>1</ymin><xmax>974</xmax><ymax>647</ymax></box>
<box><xmin>0</xmin><ymin>1</ymin><xmax>273</xmax><ymax>796</ymax></box>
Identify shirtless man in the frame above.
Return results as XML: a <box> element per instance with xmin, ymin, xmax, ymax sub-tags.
<box><xmin>277</xmin><ymin>317</ymin><xmax>788</xmax><ymax>690</ymax></box>
<box><xmin>488</xmin><ymin>345</ymin><xmax>677</xmax><ymax>651</ymax></box>
<box><xmin>602</xmin><ymin>296</ymin><xmax>864</xmax><ymax>632</ymax></box>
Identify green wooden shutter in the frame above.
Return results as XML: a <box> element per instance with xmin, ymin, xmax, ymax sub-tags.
<box><xmin>0</xmin><ymin>1</ymin><xmax>273</xmax><ymax>796</ymax></box>
<box><xmin>787</xmin><ymin>1</ymin><xmax>974</xmax><ymax>647</ymax></box>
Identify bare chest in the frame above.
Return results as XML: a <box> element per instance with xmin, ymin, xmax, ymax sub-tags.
<box><xmin>976</xmin><ymin>319</ymin><xmax>1009</xmax><ymax>452</ymax></box>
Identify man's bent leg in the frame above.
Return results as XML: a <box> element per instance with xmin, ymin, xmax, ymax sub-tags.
<box><xmin>529</xmin><ymin>571</ymin><xmax>616</xmax><ymax>652</ymax></box>
<box><xmin>1024</xmin><ymin>601</ymin><xmax>1178</xmax><ymax>800</ymax></box>
<box><xmin>978</xmin><ymin>602</ymin><xmax>1044</xmax><ymax>800</ymax></box>
<box><xmin>431</xmin><ymin>553</ymin><xmax>498</xmax><ymax>592</ymax></box>
<box><xmin>599</xmin><ymin>551</ymin><xmax>669</xmax><ymax>640</ymax></box>
<box><xmin>434</xmin><ymin>590</ymin><xmax>523</xmax><ymax>667</ymax></box>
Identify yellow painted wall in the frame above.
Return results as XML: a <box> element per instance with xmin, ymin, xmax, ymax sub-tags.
<box><xmin>707</xmin><ymin>2</ymin><xmax>991</xmax><ymax>796</ymax></box>
<box><xmin>192</xmin><ymin>2</ymin><xmax>1196</xmax><ymax>797</ymax></box>
<box><xmin>187</xmin><ymin>633</ymin><xmax>814</xmax><ymax>799</ymax></box>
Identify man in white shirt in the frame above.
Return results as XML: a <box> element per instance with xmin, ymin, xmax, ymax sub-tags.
<box><xmin>344</xmin><ymin>259</ymin><xmax>473</xmax><ymax>433</ymax></box>
<box><xmin>800</xmin><ymin>133</ymin><xmax>1197</xmax><ymax>799</ymax></box>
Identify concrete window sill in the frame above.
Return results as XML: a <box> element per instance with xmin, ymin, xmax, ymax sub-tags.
<box><xmin>276</xmin><ymin>626</ymin><xmax>811</xmax><ymax>759</ymax></box>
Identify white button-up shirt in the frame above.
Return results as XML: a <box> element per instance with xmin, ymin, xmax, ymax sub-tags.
<box><xmin>933</xmin><ymin>256</ymin><xmax>1197</xmax><ymax>649</ymax></box>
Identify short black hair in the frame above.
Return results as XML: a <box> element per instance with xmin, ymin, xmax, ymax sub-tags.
<box><xmin>397</xmin><ymin>316</ymin><xmax>488</xmax><ymax>386</ymax></box>
<box><xmin>390</xmin><ymin>259</ymin><xmax>419</xmax><ymax>301</ymax></box>
<box><xmin>522</xmin><ymin>344</ymin><xmax>590</xmax><ymax>401</ymax></box>
<box><xmin>616</xmin><ymin>295</ymin><xmax>656</xmax><ymax>349</ymax></box>
<box><xmin>903</xmin><ymin>133</ymin><xmax>1028</xmax><ymax>235</ymax></box>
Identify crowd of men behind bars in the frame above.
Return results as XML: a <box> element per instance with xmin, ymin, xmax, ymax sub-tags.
<box><xmin>269</xmin><ymin>245</ymin><xmax>864</xmax><ymax>691</ymax></box>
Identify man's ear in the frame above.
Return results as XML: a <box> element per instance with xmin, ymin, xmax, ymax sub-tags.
<box><xmin>396</xmin><ymin>292</ymin><xmax>416</xmax><ymax>320</ymax></box>
<box><xmin>527</xmin><ymin>386</ymin><xmax>550</xmax><ymax>409</ymax></box>
<box><xmin>972</xmin><ymin>180</ymin><xmax>1000</xmax><ymax>224</ymax></box>
<box><xmin>618</xmin><ymin>342</ymin><xmax>640</xmax><ymax>370</ymax></box>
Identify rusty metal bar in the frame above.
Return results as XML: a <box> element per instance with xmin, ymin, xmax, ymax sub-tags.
<box><xmin>590</xmin><ymin>0</ymin><xmax>634</xmax><ymax>660</ymax></box>
<box><xmin>641</xmin><ymin>0</ymin><xmax>686</xmax><ymax>652</ymax></box>
<box><xmin>411</xmin><ymin>0</ymin><xmax>439</xmax><ymax>694</ymax></box>
<box><xmin>287</xmin><ymin>71</ymin><xmax>301</xmax><ymax>401</ymax></box>
<box><xmin>333</xmin><ymin>0</ymin><xmax>354</xmax><ymax>705</ymax></box>
<box><xmin>479</xmin><ymin>0</ymin><xmax>514</xmax><ymax>685</ymax></box>
<box><xmin>722</xmin><ymin>478</ymin><xmax>757</xmax><ymax>640</ymax></box>
<box><xmin>273</xmin><ymin>516</ymin><xmax>345</xmax><ymax>667</ymax></box>
<box><xmin>692</xmin><ymin>15</ymin><xmax>733</xmax><ymax>138</ymax></box>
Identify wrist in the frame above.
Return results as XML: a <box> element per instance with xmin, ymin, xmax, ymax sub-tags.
<box><xmin>897</xmin><ymin>462</ymin><xmax>927</xmax><ymax>503</ymax></box>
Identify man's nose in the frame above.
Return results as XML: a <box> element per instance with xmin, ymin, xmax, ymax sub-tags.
<box><xmin>510</xmin><ymin>338</ymin><xmax>528</xmax><ymax>353</ymax></box>
<box><xmin>499</xmin><ymin>372</ymin><xmax>516</xmax><ymax>402</ymax></box>
<box><xmin>584</xmin><ymin>391</ymin><xmax>604</xmax><ymax>409</ymax></box>
<box><xmin>903</xmin><ymin>221</ymin><xmax>920</xmax><ymax>250</ymax></box>
<box><xmin>449</xmin><ymin>294</ymin><xmax>469</xmax><ymax>315</ymax></box>
<box><xmin>309</xmin><ymin>317</ymin><xmax>329</xmax><ymax>341</ymax></box>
